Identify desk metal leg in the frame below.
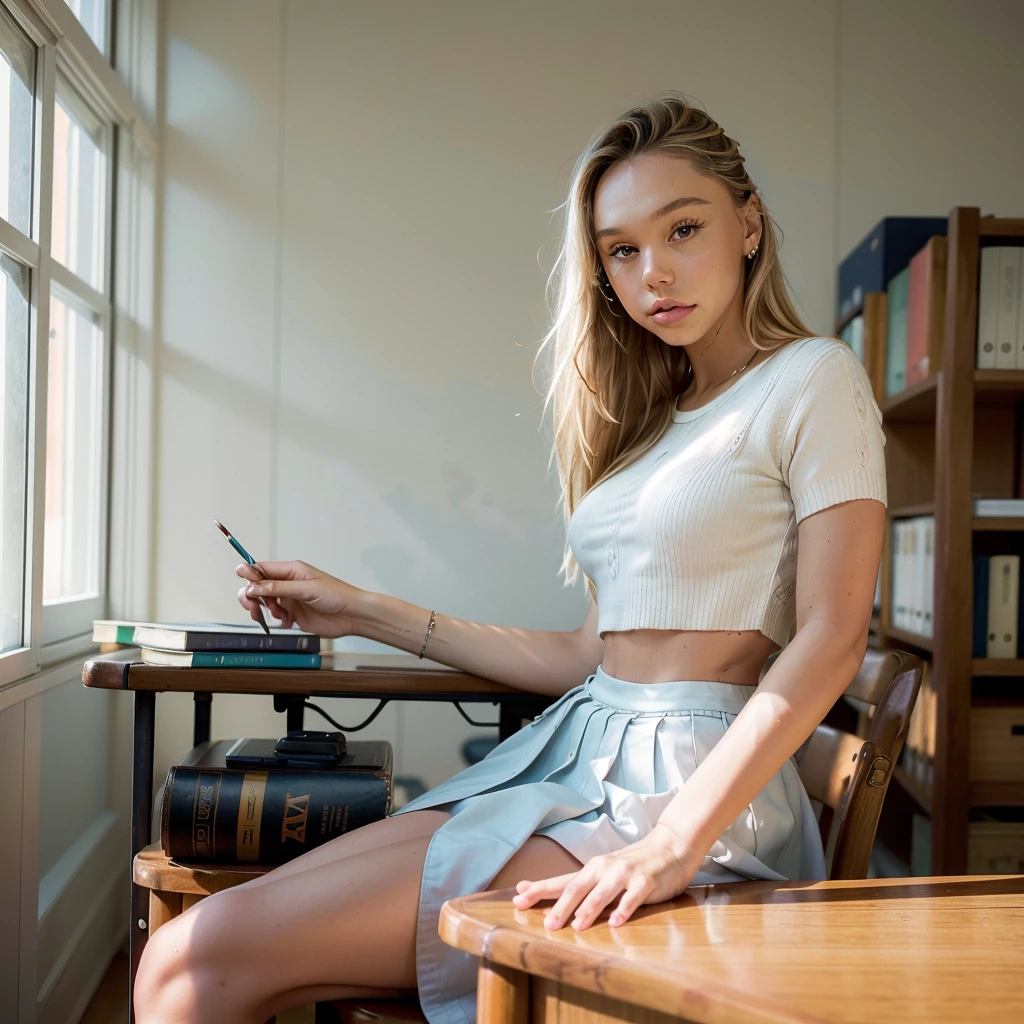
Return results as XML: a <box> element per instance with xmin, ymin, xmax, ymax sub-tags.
<box><xmin>193</xmin><ymin>691</ymin><xmax>212</xmax><ymax>746</ymax></box>
<box><xmin>499</xmin><ymin>702</ymin><xmax>536</xmax><ymax>742</ymax></box>
<box><xmin>129</xmin><ymin>690</ymin><xmax>156</xmax><ymax>1024</ymax></box>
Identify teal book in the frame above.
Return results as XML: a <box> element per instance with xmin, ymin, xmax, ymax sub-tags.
<box><xmin>885</xmin><ymin>266</ymin><xmax>910</xmax><ymax>397</ymax></box>
<box><xmin>140</xmin><ymin>648</ymin><xmax>321</xmax><ymax>669</ymax></box>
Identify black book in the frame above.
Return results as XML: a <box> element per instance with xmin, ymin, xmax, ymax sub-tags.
<box><xmin>160</xmin><ymin>739</ymin><xmax>392</xmax><ymax>864</ymax></box>
<box><xmin>133</xmin><ymin>622</ymin><xmax>321</xmax><ymax>653</ymax></box>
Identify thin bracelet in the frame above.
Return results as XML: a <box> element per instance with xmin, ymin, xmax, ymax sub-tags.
<box><xmin>418</xmin><ymin>609</ymin><xmax>437</xmax><ymax>659</ymax></box>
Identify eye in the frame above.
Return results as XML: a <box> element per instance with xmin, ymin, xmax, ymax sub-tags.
<box><xmin>606</xmin><ymin>218</ymin><xmax>704</xmax><ymax>260</ymax></box>
<box><xmin>669</xmin><ymin>218</ymin><xmax>703</xmax><ymax>241</ymax></box>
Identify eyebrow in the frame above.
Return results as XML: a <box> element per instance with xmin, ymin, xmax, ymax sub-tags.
<box><xmin>595</xmin><ymin>196</ymin><xmax>712</xmax><ymax>239</ymax></box>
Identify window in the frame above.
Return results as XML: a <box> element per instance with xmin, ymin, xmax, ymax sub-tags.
<box><xmin>63</xmin><ymin>0</ymin><xmax>108</xmax><ymax>56</ymax></box>
<box><xmin>0</xmin><ymin>4</ymin><xmax>35</xmax><ymax>671</ymax></box>
<box><xmin>41</xmin><ymin>76</ymin><xmax>111</xmax><ymax>644</ymax></box>
<box><xmin>0</xmin><ymin>253</ymin><xmax>29</xmax><ymax>654</ymax></box>
<box><xmin>0</xmin><ymin>0</ymin><xmax>134</xmax><ymax>685</ymax></box>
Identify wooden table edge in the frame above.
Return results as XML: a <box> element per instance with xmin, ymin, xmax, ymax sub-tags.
<box><xmin>81</xmin><ymin>651</ymin><xmax>536</xmax><ymax>697</ymax></box>
<box><xmin>438</xmin><ymin>889</ymin><xmax>829</xmax><ymax>1024</ymax></box>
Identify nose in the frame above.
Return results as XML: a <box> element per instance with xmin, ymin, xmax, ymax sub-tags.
<box><xmin>640</xmin><ymin>247</ymin><xmax>674</xmax><ymax>292</ymax></box>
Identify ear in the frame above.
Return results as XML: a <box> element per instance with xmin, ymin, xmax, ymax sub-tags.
<box><xmin>742</xmin><ymin>196</ymin><xmax>763</xmax><ymax>253</ymax></box>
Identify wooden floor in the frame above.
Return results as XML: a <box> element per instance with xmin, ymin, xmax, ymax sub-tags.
<box><xmin>80</xmin><ymin>949</ymin><xmax>128</xmax><ymax>1024</ymax></box>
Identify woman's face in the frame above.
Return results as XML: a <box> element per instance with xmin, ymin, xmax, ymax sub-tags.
<box><xmin>592</xmin><ymin>152</ymin><xmax>761</xmax><ymax>348</ymax></box>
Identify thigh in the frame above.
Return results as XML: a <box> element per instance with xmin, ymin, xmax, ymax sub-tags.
<box><xmin>241</xmin><ymin>808</ymin><xmax>452</xmax><ymax>887</ymax></box>
<box><xmin>137</xmin><ymin>809</ymin><xmax>582</xmax><ymax>1021</ymax></box>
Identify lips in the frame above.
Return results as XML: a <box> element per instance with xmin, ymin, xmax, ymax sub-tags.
<box><xmin>650</xmin><ymin>302</ymin><xmax>696</xmax><ymax>325</ymax></box>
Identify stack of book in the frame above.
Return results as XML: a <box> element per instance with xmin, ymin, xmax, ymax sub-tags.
<box><xmin>92</xmin><ymin>619</ymin><xmax>323</xmax><ymax>668</ymax></box>
<box><xmin>978</xmin><ymin>247</ymin><xmax>1024</xmax><ymax>369</ymax></box>
<box><xmin>888</xmin><ymin>501</ymin><xmax>1024</xmax><ymax>655</ymax></box>
<box><xmin>160</xmin><ymin>738</ymin><xmax>393</xmax><ymax>864</ymax></box>
<box><xmin>838</xmin><ymin>231</ymin><xmax>1024</xmax><ymax>397</ymax></box>
<box><xmin>890</xmin><ymin>515</ymin><xmax>935</xmax><ymax>639</ymax></box>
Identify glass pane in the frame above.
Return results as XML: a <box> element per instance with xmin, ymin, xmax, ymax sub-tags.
<box><xmin>42</xmin><ymin>292</ymin><xmax>102</xmax><ymax>604</ymax></box>
<box><xmin>52</xmin><ymin>82</ymin><xmax>106</xmax><ymax>291</ymax></box>
<box><xmin>63</xmin><ymin>0</ymin><xmax>107</xmax><ymax>55</ymax></box>
<box><xmin>0</xmin><ymin>3</ymin><xmax>36</xmax><ymax>235</ymax></box>
<box><xmin>0</xmin><ymin>255</ymin><xmax>29</xmax><ymax>653</ymax></box>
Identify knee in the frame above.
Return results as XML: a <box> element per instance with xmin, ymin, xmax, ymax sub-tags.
<box><xmin>134</xmin><ymin>890</ymin><xmax>252</xmax><ymax>1022</ymax></box>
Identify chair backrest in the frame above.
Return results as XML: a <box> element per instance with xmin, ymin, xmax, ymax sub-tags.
<box><xmin>760</xmin><ymin>647</ymin><xmax>924</xmax><ymax>880</ymax></box>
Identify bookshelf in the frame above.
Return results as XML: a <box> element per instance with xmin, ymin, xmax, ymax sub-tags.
<box><xmin>842</xmin><ymin>206</ymin><xmax>1024</xmax><ymax>874</ymax></box>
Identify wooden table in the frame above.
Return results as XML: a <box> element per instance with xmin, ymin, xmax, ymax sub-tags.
<box><xmin>82</xmin><ymin>648</ymin><xmax>553</xmax><ymax>1017</ymax></box>
<box><xmin>439</xmin><ymin>875</ymin><xmax>1024</xmax><ymax>1024</ymax></box>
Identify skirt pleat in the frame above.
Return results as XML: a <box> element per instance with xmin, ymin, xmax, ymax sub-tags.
<box><xmin>390</xmin><ymin>665</ymin><xmax>826</xmax><ymax>1024</ymax></box>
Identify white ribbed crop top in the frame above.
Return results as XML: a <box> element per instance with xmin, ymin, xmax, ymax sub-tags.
<box><xmin>566</xmin><ymin>337</ymin><xmax>888</xmax><ymax>646</ymax></box>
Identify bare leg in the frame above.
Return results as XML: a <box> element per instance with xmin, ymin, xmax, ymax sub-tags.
<box><xmin>134</xmin><ymin>809</ymin><xmax>581</xmax><ymax>1024</ymax></box>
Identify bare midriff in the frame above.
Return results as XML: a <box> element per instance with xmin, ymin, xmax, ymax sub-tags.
<box><xmin>599</xmin><ymin>628</ymin><xmax>779</xmax><ymax>686</ymax></box>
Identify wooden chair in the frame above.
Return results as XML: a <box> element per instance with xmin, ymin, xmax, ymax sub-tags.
<box><xmin>133</xmin><ymin>645</ymin><xmax>922</xmax><ymax>1022</ymax></box>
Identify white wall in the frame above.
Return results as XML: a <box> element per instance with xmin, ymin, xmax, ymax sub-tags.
<box><xmin>836</xmin><ymin>0</ymin><xmax>1024</xmax><ymax>255</ymax></box>
<box><xmin>154</xmin><ymin>0</ymin><xmax>1024</xmax><ymax>793</ymax></box>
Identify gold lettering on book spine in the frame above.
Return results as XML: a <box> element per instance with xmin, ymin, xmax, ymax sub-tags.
<box><xmin>236</xmin><ymin>771</ymin><xmax>268</xmax><ymax>862</ymax></box>
<box><xmin>281</xmin><ymin>792</ymin><xmax>311</xmax><ymax>844</ymax></box>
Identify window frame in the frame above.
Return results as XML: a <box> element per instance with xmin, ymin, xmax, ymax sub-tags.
<box><xmin>0</xmin><ymin>0</ymin><xmax>155</xmax><ymax>689</ymax></box>
<box><xmin>39</xmin><ymin>71</ymin><xmax>113</xmax><ymax>650</ymax></box>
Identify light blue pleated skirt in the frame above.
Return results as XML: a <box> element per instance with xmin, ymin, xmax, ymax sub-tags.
<box><xmin>391</xmin><ymin>665</ymin><xmax>826</xmax><ymax>1024</ymax></box>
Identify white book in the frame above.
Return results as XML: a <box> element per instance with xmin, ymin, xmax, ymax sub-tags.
<box><xmin>986</xmin><ymin>554</ymin><xmax>1020</xmax><ymax>658</ymax></box>
<box><xmin>973</xmin><ymin>498</ymin><xmax>1024</xmax><ymax>517</ymax></box>
<box><xmin>890</xmin><ymin>521</ymin><xmax>901</xmax><ymax>630</ymax></box>
<box><xmin>923</xmin><ymin>517</ymin><xmax>935</xmax><ymax>638</ymax></box>
<box><xmin>977</xmin><ymin>247</ymin><xmax>1000</xmax><ymax>369</ymax></box>
<box><xmin>910</xmin><ymin>518</ymin><xmax>924</xmax><ymax>636</ymax></box>
<box><xmin>900</xmin><ymin>519</ymin><xmax>910</xmax><ymax>632</ymax></box>
<box><xmin>893</xmin><ymin>519</ymin><xmax>907</xmax><ymax>631</ymax></box>
<box><xmin>996</xmin><ymin>248</ymin><xmax>1021</xmax><ymax>369</ymax></box>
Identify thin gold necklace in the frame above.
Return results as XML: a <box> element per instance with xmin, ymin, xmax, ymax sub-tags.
<box><xmin>684</xmin><ymin>347</ymin><xmax>759</xmax><ymax>400</ymax></box>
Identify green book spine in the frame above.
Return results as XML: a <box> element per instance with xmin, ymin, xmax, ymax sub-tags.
<box><xmin>885</xmin><ymin>267</ymin><xmax>910</xmax><ymax>397</ymax></box>
<box><xmin>189</xmin><ymin>651</ymin><xmax>321</xmax><ymax>668</ymax></box>
<box><xmin>116</xmin><ymin>625</ymin><xmax>136</xmax><ymax>643</ymax></box>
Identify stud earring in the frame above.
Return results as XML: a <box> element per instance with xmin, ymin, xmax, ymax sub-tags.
<box><xmin>746</xmin><ymin>246</ymin><xmax>759</xmax><ymax>259</ymax></box>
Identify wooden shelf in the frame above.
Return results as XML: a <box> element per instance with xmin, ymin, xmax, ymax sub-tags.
<box><xmin>969</xmin><ymin>780</ymin><xmax>1024</xmax><ymax>806</ymax></box>
<box><xmin>881</xmin><ymin>374</ymin><xmax>938</xmax><ymax>421</ymax></box>
<box><xmin>864</xmin><ymin>208</ymin><xmax>1024</xmax><ymax>875</ymax></box>
<box><xmin>893</xmin><ymin>765</ymin><xmax>932</xmax><ymax>814</ymax></box>
<box><xmin>889</xmin><ymin>502</ymin><xmax>935</xmax><ymax>519</ymax></box>
<box><xmin>974</xmin><ymin>369</ymin><xmax>1024</xmax><ymax>405</ymax></box>
<box><xmin>877</xmin><ymin>369</ymin><xmax>1024</xmax><ymax>423</ymax></box>
<box><xmin>978</xmin><ymin>217</ymin><xmax>1024</xmax><ymax>241</ymax></box>
<box><xmin>972</xmin><ymin>659</ymin><xmax>1024</xmax><ymax>677</ymax></box>
<box><xmin>883</xmin><ymin>625</ymin><xmax>934</xmax><ymax>653</ymax></box>
<box><xmin>973</xmin><ymin>517</ymin><xmax>1024</xmax><ymax>531</ymax></box>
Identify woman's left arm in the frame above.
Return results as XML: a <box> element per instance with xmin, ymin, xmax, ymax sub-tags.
<box><xmin>513</xmin><ymin>496</ymin><xmax>884</xmax><ymax>930</ymax></box>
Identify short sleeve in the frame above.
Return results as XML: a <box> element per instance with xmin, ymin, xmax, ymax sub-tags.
<box><xmin>780</xmin><ymin>343</ymin><xmax>887</xmax><ymax>523</ymax></box>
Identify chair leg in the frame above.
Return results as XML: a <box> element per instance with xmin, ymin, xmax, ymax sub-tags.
<box><xmin>148</xmin><ymin>890</ymin><xmax>182</xmax><ymax>935</ymax></box>
<box><xmin>182</xmin><ymin>893</ymin><xmax>204</xmax><ymax>912</ymax></box>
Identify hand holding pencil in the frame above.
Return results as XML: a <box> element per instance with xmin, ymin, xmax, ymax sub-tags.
<box><xmin>234</xmin><ymin>555</ymin><xmax>367</xmax><ymax>639</ymax></box>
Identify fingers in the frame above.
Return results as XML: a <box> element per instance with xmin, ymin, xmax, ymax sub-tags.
<box><xmin>511</xmin><ymin>872</ymin><xmax>578</xmax><ymax>910</ymax></box>
<box><xmin>609</xmin><ymin>876</ymin><xmax>652</xmax><ymax>927</ymax></box>
<box><xmin>512</xmin><ymin>862</ymin><xmax>657</xmax><ymax>931</ymax></box>
<box><xmin>569</xmin><ymin>871</ymin><xmax>632</xmax><ymax>931</ymax></box>
<box><xmin>244</xmin><ymin>579</ymin><xmax>318</xmax><ymax>604</ymax></box>
<box><xmin>249</xmin><ymin>560</ymin><xmax>314</xmax><ymax>581</ymax></box>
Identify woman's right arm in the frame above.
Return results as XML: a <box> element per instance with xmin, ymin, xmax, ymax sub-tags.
<box><xmin>237</xmin><ymin>560</ymin><xmax>603</xmax><ymax>697</ymax></box>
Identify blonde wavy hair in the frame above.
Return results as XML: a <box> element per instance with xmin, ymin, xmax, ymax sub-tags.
<box><xmin>536</xmin><ymin>93</ymin><xmax>818</xmax><ymax>598</ymax></box>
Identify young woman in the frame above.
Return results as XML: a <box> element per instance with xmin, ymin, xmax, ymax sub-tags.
<box><xmin>134</xmin><ymin>94</ymin><xmax>886</xmax><ymax>1024</ymax></box>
